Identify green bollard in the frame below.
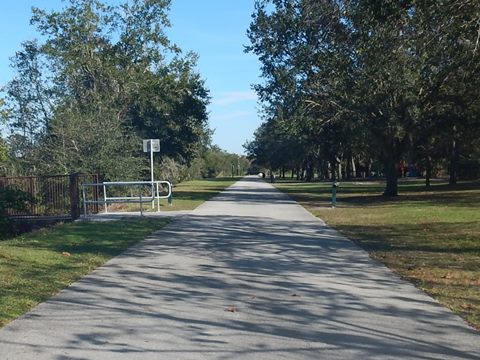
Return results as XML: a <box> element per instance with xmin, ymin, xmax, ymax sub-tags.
<box><xmin>332</xmin><ymin>182</ymin><xmax>338</xmax><ymax>208</ymax></box>
<box><xmin>168</xmin><ymin>193</ymin><xmax>173</xmax><ymax>206</ymax></box>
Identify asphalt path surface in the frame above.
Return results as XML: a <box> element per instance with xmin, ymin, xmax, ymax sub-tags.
<box><xmin>0</xmin><ymin>177</ymin><xmax>478</xmax><ymax>359</ymax></box>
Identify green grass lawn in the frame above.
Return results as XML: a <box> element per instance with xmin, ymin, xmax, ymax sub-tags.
<box><xmin>275</xmin><ymin>179</ymin><xmax>480</xmax><ymax>330</ymax></box>
<box><xmin>0</xmin><ymin>218</ymin><xmax>168</xmax><ymax>327</ymax></box>
<box><xmin>162</xmin><ymin>177</ymin><xmax>240</xmax><ymax>211</ymax></box>
<box><xmin>108</xmin><ymin>177</ymin><xmax>240</xmax><ymax>212</ymax></box>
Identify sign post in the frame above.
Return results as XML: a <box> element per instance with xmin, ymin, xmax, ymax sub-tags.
<box><xmin>143</xmin><ymin>139</ymin><xmax>160</xmax><ymax>208</ymax></box>
<box><xmin>143</xmin><ymin>139</ymin><xmax>160</xmax><ymax>181</ymax></box>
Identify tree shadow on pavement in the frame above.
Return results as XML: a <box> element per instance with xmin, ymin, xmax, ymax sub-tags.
<box><xmin>1</xmin><ymin>213</ymin><xmax>478</xmax><ymax>360</ymax></box>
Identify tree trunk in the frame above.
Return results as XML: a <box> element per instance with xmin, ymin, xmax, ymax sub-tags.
<box><xmin>425</xmin><ymin>154</ymin><xmax>432</xmax><ymax>188</ymax></box>
<box><xmin>305</xmin><ymin>157</ymin><xmax>314</xmax><ymax>182</ymax></box>
<box><xmin>383</xmin><ymin>156</ymin><xmax>398</xmax><ymax>196</ymax></box>
<box><xmin>449</xmin><ymin>124</ymin><xmax>458</xmax><ymax>185</ymax></box>
<box><xmin>322</xmin><ymin>161</ymin><xmax>329</xmax><ymax>180</ymax></box>
<box><xmin>365</xmin><ymin>160</ymin><xmax>371</xmax><ymax>178</ymax></box>
<box><xmin>330</xmin><ymin>161</ymin><xmax>337</xmax><ymax>181</ymax></box>
<box><xmin>346</xmin><ymin>156</ymin><xmax>352</xmax><ymax>180</ymax></box>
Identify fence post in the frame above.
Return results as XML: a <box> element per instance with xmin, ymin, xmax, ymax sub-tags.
<box><xmin>29</xmin><ymin>177</ymin><xmax>35</xmax><ymax>215</ymax></box>
<box><xmin>93</xmin><ymin>174</ymin><xmax>99</xmax><ymax>214</ymax></box>
<box><xmin>69</xmin><ymin>173</ymin><xmax>80</xmax><ymax>219</ymax></box>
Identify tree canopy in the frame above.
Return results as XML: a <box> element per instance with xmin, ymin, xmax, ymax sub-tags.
<box><xmin>1</xmin><ymin>0</ymin><xmax>211</xmax><ymax>181</ymax></box>
<box><xmin>246</xmin><ymin>0</ymin><xmax>480</xmax><ymax>195</ymax></box>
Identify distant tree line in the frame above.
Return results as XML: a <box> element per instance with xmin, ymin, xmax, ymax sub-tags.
<box><xmin>0</xmin><ymin>0</ymin><xmax>243</xmax><ymax>183</ymax></box>
<box><xmin>157</xmin><ymin>145</ymin><xmax>250</xmax><ymax>183</ymax></box>
<box><xmin>244</xmin><ymin>0</ymin><xmax>480</xmax><ymax>195</ymax></box>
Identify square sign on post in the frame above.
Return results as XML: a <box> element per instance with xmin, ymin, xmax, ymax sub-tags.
<box><xmin>143</xmin><ymin>140</ymin><xmax>161</xmax><ymax>200</ymax></box>
<box><xmin>143</xmin><ymin>139</ymin><xmax>160</xmax><ymax>153</ymax></box>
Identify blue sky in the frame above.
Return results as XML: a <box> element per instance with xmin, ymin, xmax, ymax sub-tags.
<box><xmin>0</xmin><ymin>0</ymin><xmax>262</xmax><ymax>155</ymax></box>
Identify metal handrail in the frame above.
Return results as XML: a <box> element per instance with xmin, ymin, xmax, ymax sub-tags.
<box><xmin>81</xmin><ymin>180</ymin><xmax>172</xmax><ymax>217</ymax></box>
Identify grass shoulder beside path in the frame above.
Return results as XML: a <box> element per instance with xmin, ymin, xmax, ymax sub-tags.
<box><xmin>0</xmin><ymin>218</ymin><xmax>168</xmax><ymax>327</ymax></box>
<box><xmin>162</xmin><ymin>177</ymin><xmax>240</xmax><ymax>211</ymax></box>
<box><xmin>275</xmin><ymin>179</ymin><xmax>480</xmax><ymax>330</ymax></box>
<box><xmin>109</xmin><ymin>177</ymin><xmax>240</xmax><ymax>212</ymax></box>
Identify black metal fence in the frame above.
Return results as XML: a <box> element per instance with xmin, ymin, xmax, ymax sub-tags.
<box><xmin>0</xmin><ymin>173</ymin><xmax>99</xmax><ymax>219</ymax></box>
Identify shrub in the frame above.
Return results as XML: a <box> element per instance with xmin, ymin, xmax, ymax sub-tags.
<box><xmin>0</xmin><ymin>187</ymin><xmax>31</xmax><ymax>238</ymax></box>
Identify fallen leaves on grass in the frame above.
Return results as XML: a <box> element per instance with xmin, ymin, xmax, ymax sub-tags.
<box><xmin>460</xmin><ymin>303</ymin><xmax>474</xmax><ymax>311</ymax></box>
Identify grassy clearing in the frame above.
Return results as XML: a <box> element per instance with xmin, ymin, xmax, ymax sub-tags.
<box><xmin>0</xmin><ymin>218</ymin><xmax>168</xmax><ymax>327</ymax></box>
<box><xmin>275</xmin><ymin>179</ymin><xmax>480</xmax><ymax>330</ymax></box>
<box><xmin>109</xmin><ymin>177</ymin><xmax>240</xmax><ymax>212</ymax></box>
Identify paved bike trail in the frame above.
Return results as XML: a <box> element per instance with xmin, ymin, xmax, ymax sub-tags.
<box><xmin>0</xmin><ymin>177</ymin><xmax>478</xmax><ymax>359</ymax></box>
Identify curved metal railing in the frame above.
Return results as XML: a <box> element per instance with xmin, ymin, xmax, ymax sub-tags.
<box><xmin>81</xmin><ymin>180</ymin><xmax>172</xmax><ymax>217</ymax></box>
